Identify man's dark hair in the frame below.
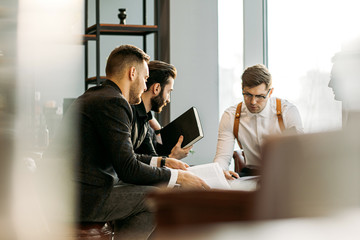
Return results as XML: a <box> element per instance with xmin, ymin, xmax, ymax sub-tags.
<box><xmin>242</xmin><ymin>64</ymin><xmax>272</xmax><ymax>90</ymax></box>
<box><xmin>146</xmin><ymin>60</ymin><xmax>177</xmax><ymax>90</ymax></box>
<box><xmin>105</xmin><ymin>44</ymin><xmax>150</xmax><ymax>77</ymax></box>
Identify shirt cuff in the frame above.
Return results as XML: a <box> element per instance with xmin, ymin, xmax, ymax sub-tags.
<box><xmin>150</xmin><ymin>157</ymin><xmax>158</xmax><ymax>167</ymax></box>
<box><xmin>167</xmin><ymin>169</ymin><xmax>178</xmax><ymax>188</ymax></box>
<box><xmin>155</xmin><ymin>134</ymin><xmax>162</xmax><ymax>144</ymax></box>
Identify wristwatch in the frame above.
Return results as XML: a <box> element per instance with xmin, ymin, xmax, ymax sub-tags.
<box><xmin>160</xmin><ymin>156</ymin><xmax>166</xmax><ymax>167</ymax></box>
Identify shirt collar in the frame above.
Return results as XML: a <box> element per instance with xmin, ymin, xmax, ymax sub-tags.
<box><xmin>243</xmin><ymin>97</ymin><xmax>272</xmax><ymax>118</ymax></box>
<box><xmin>134</xmin><ymin>100</ymin><xmax>153</xmax><ymax>121</ymax></box>
<box><xmin>258</xmin><ymin>98</ymin><xmax>272</xmax><ymax>118</ymax></box>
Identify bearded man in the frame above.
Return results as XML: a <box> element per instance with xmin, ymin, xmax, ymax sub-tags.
<box><xmin>131</xmin><ymin>60</ymin><xmax>192</xmax><ymax>161</ymax></box>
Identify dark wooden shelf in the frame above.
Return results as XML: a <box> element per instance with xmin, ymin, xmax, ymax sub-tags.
<box><xmin>86</xmin><ymin>76</ymin><xmax>107</xmax><ymax>85</ymax></box>
<box><xmin>86</xmin><ymin>24</ymin><xmax>159</xmax><ymax>36</ymax></box>
<box><xmin>84</xmin><ymin>0</ymin><xmax>161</xmax><ymax>91</ymax></box>
<box><xmin>83</xmin><ymin>34</ymin><xmax>96</xmax><ymax>41</ymax></box>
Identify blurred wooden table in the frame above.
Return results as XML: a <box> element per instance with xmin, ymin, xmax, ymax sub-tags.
<box><xmin>147</xmin><ymin>178</ymin><xmax>259</xmax><ymax>234</ymax></box>
<box><xmin>152</xmin><ymin>208</ymin><xmax>360</xmax><ymax>240</ymax></box>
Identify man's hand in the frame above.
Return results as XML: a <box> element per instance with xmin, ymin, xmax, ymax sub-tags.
<box><xmin>177</xmin><ymin>170</ymin><xmax>210</xmax><ymax>190</ymax></box>
<box><xmin>168</xmin><ymin>135</ymin><xmax>193</xmax><ymax>160</ymax></box>
<box><xmin>165</xmin><ymin>158</ymin><xmax>189</xmax><ymax>170</ymax></box>
<box><xmin>223</xmin><ymin>170</ymin><xmax>239</xmax><ymax>180</ymax></box>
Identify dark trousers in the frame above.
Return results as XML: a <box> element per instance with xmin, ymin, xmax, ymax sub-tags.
<box><xmin>94</xmin><ymin>183</ymin><xmax>157</xmax><ymax>240</ymax></box>
<box><xmin>238</xmin><ymin>165</ymin><xmax>261</xmax><ymax>177</ymax></box>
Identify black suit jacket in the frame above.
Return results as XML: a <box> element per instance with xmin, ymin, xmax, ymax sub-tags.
<box><xmin>45</xmin><ymin>80</ymin><xmax>171</xmax><ymax>221</ymax></box>
<box><xmin>131</xmin><ymin>101</ymin><xmax>158</xmax><ymax>156</ymax></box>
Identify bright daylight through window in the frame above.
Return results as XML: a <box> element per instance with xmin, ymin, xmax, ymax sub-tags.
<box><xmin>268</xmin><ymin>0</ymin><xmax>360</xmax><ymax>132</ymax></box>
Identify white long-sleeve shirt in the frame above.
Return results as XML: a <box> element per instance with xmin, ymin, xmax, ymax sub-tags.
<box><xmin>214</xmin><ymin>97</ymin><xmax>303</xmax><ymax>170</ymax></box>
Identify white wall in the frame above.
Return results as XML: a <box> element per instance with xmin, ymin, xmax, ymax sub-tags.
<box><xmin>170</xmin><ymin>0</ymin><xmax>219</xmax><ymax>165</ymax></box>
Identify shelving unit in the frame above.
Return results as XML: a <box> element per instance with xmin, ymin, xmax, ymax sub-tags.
<box><xmin>83</xmin><ymin>0</ymin><xmax>161</xmax><ymax>89</ymax></box>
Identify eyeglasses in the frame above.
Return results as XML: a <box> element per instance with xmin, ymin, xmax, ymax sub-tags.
<box><xmin>242</xmin><ymin>88</ymin><xmax>272</xmax><ymax>101</ymax></box>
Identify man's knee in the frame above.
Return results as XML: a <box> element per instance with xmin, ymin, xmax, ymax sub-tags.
<box><xmin>110</xmin><ymin>184</ymin><xmax>158</xmax><ymax>215</ymax></box>
<box><xmin>113</xmin><ymin>207</ymin><xmax>155</xmax><ymax>240</ymax></box>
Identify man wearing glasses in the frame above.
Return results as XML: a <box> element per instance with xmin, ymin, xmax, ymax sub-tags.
<box><xmin>214</xmin><ymin>64</ymin><xmax>303</xmax><ymax>179</ymax></box>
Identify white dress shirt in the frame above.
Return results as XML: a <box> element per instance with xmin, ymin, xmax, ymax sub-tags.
<box><xmin>150</xmin><ymin>158</ymin><xmax>178</xmax><ymax>187</ymax></box>
<box><xmin>214</xmin><ymin>97</ymin><xmax>303</xmax><ymax>170</ymax></box>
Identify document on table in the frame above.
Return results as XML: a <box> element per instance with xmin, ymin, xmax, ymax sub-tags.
<box><xmin>227</xmin><ymin>176</ymin><xmax>259</xmax><ymax>191</ymax></box>
<box><xmin>186</xmin><ymin>163</ymin><xmax>259</xmax><ymax>191</ymax></box>
<box><xmin>187</xmin><ymin>162</ymin><xmax>231</xmax><ymax>190</ymax></box>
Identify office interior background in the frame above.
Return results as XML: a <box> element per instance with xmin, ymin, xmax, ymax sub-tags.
<box><xmin>1</xmin><ymin>0</ymin><xmax>360</xmax><ymax>239</ymax></box>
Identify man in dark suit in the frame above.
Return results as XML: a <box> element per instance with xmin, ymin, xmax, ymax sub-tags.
<box><xmin>45</xmin><ymin>45</ymin><xmax>209</xmax><ymax>239</ymax></box>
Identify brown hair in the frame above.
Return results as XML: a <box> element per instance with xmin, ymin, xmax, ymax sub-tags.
<box><xmin>146</xmin><ymin>60</ymin><xmax>177</xmax><ymax>90</ymax></box>
<box><xmin>242</xmin><ymin>64</ymin><xmax>272</xmax><ymax>89</ymax></box>
<box><xmin>105</xmin><ymin>44</ymin><xmax>150</xmax><ymax>77</ymax></box>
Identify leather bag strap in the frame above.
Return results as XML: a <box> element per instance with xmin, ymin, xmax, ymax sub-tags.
<box><xmin>276</xmin><ymin>98</ymin><xmax>285</xmax><ymax>131</ymax></box>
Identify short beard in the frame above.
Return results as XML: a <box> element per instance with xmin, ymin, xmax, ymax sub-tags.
<box><xmin>151</xmin><ymin>91</ymin><xmax>166</xmax><ymax>113</ymax></box>
<box><xmin>129</xmin><ymin>82</ymin><xmax>142</xmax><ymax>105</ymax></box>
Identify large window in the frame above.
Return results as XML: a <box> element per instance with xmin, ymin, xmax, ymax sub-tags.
<box><xmin>218</xmin><ymin>0</ymin><xmax>243</xmax><ymax>117</ymax></box>
<box><xmin>268</xmin><ymin>0</ymin><xmax>360</xmax><ymax>132</ymax></box>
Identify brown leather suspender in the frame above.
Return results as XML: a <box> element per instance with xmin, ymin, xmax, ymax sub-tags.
<box><xmin>233</xmin><ymin>98</ymin><xmax>285</xmax><ymax>152</ymax></box>
<box><xmin>233</xmin><ymin>102</ymin><xmax>243</xmax><ymax>150</ymax></box>
<box><xmin>276</xmin><ymin>98</ymin><xmax>285</xmax><ymax>131</ymax></box>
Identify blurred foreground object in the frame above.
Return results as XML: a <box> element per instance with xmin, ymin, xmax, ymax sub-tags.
<box><xmin>147</xmin><ymin>188</ymin><xmax>257</xmax><ymax>231</ymax></box>
<box><xmin>0</xmin><ymin>0</ymin><xmax>17</xmax><ymax>239</ymax></box>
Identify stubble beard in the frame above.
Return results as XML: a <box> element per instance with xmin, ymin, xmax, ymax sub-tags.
<box><xmin>129</xmin><ymin>82</ymin><xmax>142</xmax><ymax>105</ymax></box>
